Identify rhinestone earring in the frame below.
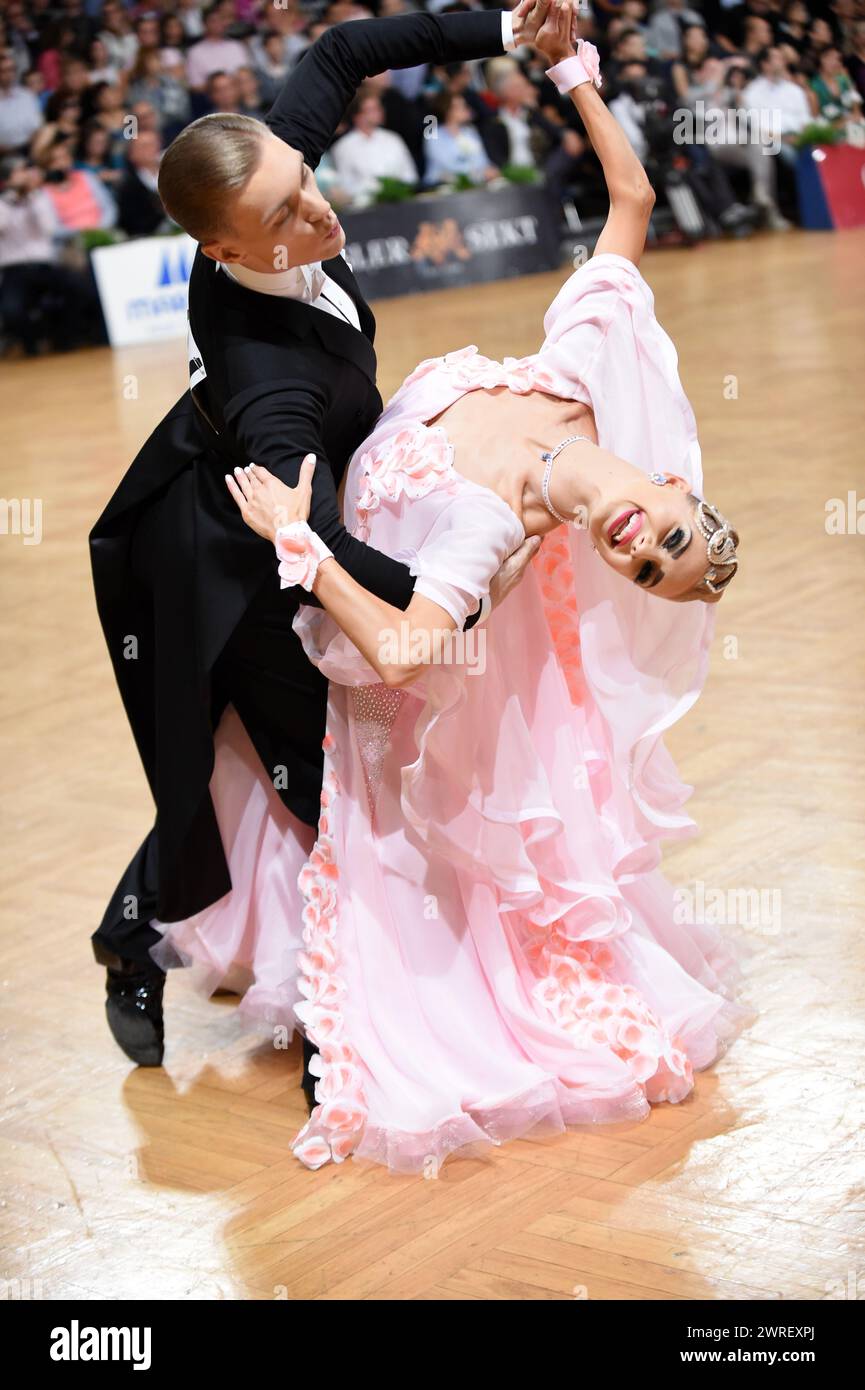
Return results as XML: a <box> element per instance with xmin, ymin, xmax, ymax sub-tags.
<box><xmin>649</xmin><ymin>472</ymin><xmax>668</xmax><ymax>485</ymax></box>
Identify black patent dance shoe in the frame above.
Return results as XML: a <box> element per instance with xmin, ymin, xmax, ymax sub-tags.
<box><xmin>301</xmin><ymin>1033</ymin><xmax>319</xmax><ymax>1114</ymax></box>
<box><xmin>101</xmin><ymin>953</ymin><xmax>166</xmax><ymax>1067</ymax></box>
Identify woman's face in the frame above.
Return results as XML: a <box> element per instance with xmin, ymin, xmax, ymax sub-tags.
<box><xmin>685</xmin><ymin>26</ymin><xmax>708</xmax><ymax>61</ymax></box>
<box><xmin>86</xmin><ymin>127</ymin><xmax>108</xmax><ymax>159</ymax></box>
<box><xmin>587</xmin><ymin>466</ymin><xmax>713</xmax><ymax>600</ymax></box>
<box><xmin>820</xmin><ymin>47</ymin><xmax>842</xmax><ymax>76</ymax></box>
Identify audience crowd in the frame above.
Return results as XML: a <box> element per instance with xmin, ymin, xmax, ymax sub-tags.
<box><xmin>1</xmin><ymin>0</ymin><xmax>864</xmax><ymax>352</ymax></box>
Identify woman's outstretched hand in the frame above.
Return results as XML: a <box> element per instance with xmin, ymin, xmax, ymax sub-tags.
<box><xmin>531</xmin><ymin>0</ymin><xmax>578</xmax><ymax>65</ymax></box>
<box><xmin>225</xmin><ymin>455</ymin><xmax>316</xmax><ymax>543</ymax></box>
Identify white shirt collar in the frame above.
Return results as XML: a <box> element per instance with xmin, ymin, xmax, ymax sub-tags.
<box><xmin>220</xmin><ymin>258</ymin><xmax>327</xmax><ymax>300</ymax></box>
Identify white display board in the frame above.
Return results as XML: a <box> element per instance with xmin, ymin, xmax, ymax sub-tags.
<box><xmin>91</xmin><ymin>233</ymin><xmax>198</xmax><ymax>348</ymax></box>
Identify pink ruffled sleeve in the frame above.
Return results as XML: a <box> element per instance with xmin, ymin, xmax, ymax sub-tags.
<box><xmin>402</xmin><ymin>486</ymin><xmax>525</xmax><ymax>629</ymax></box>
<box><xmin>291</xmin><ymin>483</ymin><xmax>524</xmax><ymax>685</ymax></box>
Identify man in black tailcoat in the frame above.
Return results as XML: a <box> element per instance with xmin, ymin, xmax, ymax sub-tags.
<box><xmin>89</xmin><ymin>4</ymin><xmax>546</xmax><ymax>1105</ymax></box>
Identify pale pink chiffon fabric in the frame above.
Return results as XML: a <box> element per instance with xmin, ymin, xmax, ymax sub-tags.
<box><xmin>151</xmin><ymin>254</ymin><xmax>754</xmax><ymax>1174</ymax></box>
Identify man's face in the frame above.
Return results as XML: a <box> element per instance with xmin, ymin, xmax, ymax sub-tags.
<box><xmin>356</xmin><ymin>96</ymin><xmax>383</xmax><ymax>130</ymax></box>
<box><xmin>209</xmin><ymin>73</ymin><xmax>238</xmax><ymax>110</ymax></box>
<box><xmin>0</xmin><ymin>55</ymin><xmax>17</xmax><ymax>90</ymax></box>
<box><xmin>202</xmin><ymin>133</ymin><xmax>345</xmax><ymax>274</ymax></box>
<box><xmin>137</xmin><ymin>17</ymin><xmax>159</xmax><ymax>46</ymax></box>
<box><xmin>205</xmin><ymin>11</ymin><xmax>227</xmax><ymax>39</ymax></box>
<box><xmin>130</xmin><ymin>130</ymin><xmax>160</xmax><ymax>169</ymax></box>
<box><xmin>619</xmin><ymin>32</ymin><xmax>647</xmax><ymax>61</ymax></box>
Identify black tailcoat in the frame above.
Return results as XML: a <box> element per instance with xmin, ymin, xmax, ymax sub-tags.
<box><xmin>89</xmin><ymin>11</ymin><xmax>507</xmax><ymax>943</ymax></box>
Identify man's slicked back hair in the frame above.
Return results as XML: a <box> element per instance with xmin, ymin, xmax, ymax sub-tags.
<box><xmin>157</xmin><ymin>112</ymin><xmax>267</xmax><ymax>244</ymax></box>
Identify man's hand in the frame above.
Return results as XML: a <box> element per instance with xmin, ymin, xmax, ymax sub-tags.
<box><xmin>511</xmin><ymin>0</ymin><xmax>552</xmax><ymax>49</ymax></box>
<box><xmin>489</xmin><ymin>535</ymin><xmax>541</xmax><ymax>612</ymax></box>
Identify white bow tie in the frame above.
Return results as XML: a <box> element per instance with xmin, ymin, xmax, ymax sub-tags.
<box><xmin>295</xmin><ymin>261</ymin><xmax>328</xmax><ymax>302</ymax></box>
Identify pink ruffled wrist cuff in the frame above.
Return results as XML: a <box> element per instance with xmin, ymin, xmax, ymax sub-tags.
<box><xmin>274</xmin><ymin>520</ymin><xmax>334</xmax><ymax>592</ymax></box>
<box><xmin>546</xmin><ymin>41</ymin><xmax>603</xmax><ymax>95</ymax></box>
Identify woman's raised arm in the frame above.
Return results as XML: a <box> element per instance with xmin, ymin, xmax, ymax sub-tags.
<box><xmin>536</xmin><ymin>4</ymin><xmax>655</xmax><ymax>266</ymax></box>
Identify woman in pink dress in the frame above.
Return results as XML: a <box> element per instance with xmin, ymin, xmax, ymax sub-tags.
<box><xmin>154</xmin><ymin>23</ymin><xmax>751</xmax><ymax>1175</ymax></box>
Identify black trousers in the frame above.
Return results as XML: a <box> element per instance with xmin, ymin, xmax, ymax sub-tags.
<box><xmin>91</xmin><ymin>523</ymin><xmax>328</xmax><ymax>968</ymax></box>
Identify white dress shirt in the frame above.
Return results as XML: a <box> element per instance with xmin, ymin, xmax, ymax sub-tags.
<box><xmin>219</xmin><ymin>252</ymin><xmax>361</xmax><ymax>330</ymax></box>
<box><xmin>742</xmin><ymin>76</ymin><xmax>811</xmax><ymax>137</ymax></box>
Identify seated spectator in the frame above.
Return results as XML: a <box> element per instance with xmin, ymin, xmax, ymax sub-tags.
<box><xmin>252</xmin><ymin>30</ymin><xmax>290</xmax><ymax>108</ymax></box>
<box><xmin>422</xmin><ymin>91</ymin><xmax>498</xmax><ymax>188</ymax></box>
<box><xmin>85</xmin><ymin>81</ymin><xmax>128</xmax><ymax>157</ymax></box>
<box><xmin>810</xmin><ymin>45</ymin><xmax>862</xmax><ymax>123</ymax></box>
<box><xmin>714</xmin><ymin>0</ymin><xmax>780</xmax><ymax>54</ymax></box>
<box><xmin>133</xmin><ymin>14</ymin><xmax>162</xmax><ymax>57</ymax></box>
<box><xmin>330</xmin><ymin>84</ymin><xmax>418</xmax><ymax>205</ymax></box>
<box><xmin>84</xmin><ymin>37</ymin><xmax>118</xmax><ymax>87</ymax></box>
<box><xmin>38</xmin><ymin>134</ymin><xmax>117</xmax><ymax>235</ymax></box>
<box><xmin>484</xmin><ymin>59</ymin><xmax>592</xmax><ymax>212</ymax></box>
<box><xmin>806</xmin><ymin>17</ymin><xmax>836</xmax><ymax>64</ymax></box>
<box><xmin>607</xmin><ymin>26</ymin><xmax>669</xmax><ymax>90</ymax></box>
<box><xmin>186</xmin><ymin>3</ymin><xmax>250</xmax><ymax>91</ymax></box>
<box><xmin>848</xmin><ymin>21</ymin><xmax>865</xmax><ymax>104</ymax></box>
<box><xmin>117</xmin><ymin>128</ymin><xmax>168</xmax><ymax>238</ymax></box>
<box><xmin>249</xmin><ymin>6</ymin><xmax>310</xmax><ymax>73</ymax></box>
<box><xmin>741</xmin><ymin>16</ymin><xmax>776</xmax><ymax>64</ymax></box>
<box><xmin>206</xmin><ymin>69</ymin><xmax>241</xmax><ymax>115</ymax></box>
<box><xmin>30</xmin><ymin>93</ymin><xmax>81</xmax><ymax>166</ymax></box>
<box><xmin>483</xmin><ymin>62</ymin><xmax>542</xmax><ymax>171</ymax></box>
<box><xmin>673</xmin><ymin>51</ymin><xmax>792</xmax><ymax>228</ymax></box>
<box><xmin>75</xmin><ymin>117</ymin><xmax>123</xmax><ymax>192</ymax></box>
<box><xmin>777</xmin><ymin>0</ymin><xmax>811</xmax><ymax>57</ymax></box>
<box><xmin>611</xmin><ymin>57</ymin><xmax>756</xmax><ymax>235</ymax></box>
<box><xmin>743</xmin><ymin>43</ymin><xmax>813</xmax><ymax>164</ymax></box>
<box><xmin>129</xmin><ymin>101</ymin><xmax>161</xmax><ymax>141</ymax></box>
<box><xmin>160</xmin><ymin>13</ymin><xmax>189</xmax><ymax>66</ymax></box>
<box><xmin>0</xmin><ymin>157</ymin><xmax>61</xmax><ymax>352</ymax></box>
<box><xmin>831</xmin><ymin>0</ymin><xmax>858</xmax><ymax>53</ymax></box>
<box><xmin>54</xmin><ymin>0</ymin><xmax>95</xmax><ymax>56</ymax></box>
<box><xmin>177</xmin><ymin>0</ymin><xmax>206</xmax><ymax>44</ymax></box>
<box><xmin>127</xmin><ymin>46</ymin><xmax>192</xmax><ymax>136</ymax></box>
<box><xmin>362</xmin><ymin>68</ymin><xmax>426</xmax><ymax>177</ymax></box>
<box><xmin>36</xmin><ymin>21</ymin><xmax>79</xmax><ymax>93</ymax></box>
<box><xmin>0</xmin><ymin>48</ymin><xmax>43</xmax><ymax>155</ymax></box>
<box><xmin>645</xmin><ymin>0</ymin><xmax>706</xmax><ymax>61</ymax></box>
<box><xmin>99</xmin><ymin>1</ymin><xmax>138</xmax><ymax>76</ymax></box>
<box><xmin>2</xmin><ymin>5</ymin><xmax>36</xmax><ymax>81</ymax></box>
<box><xmin>236</xmin><ymin>66</ymin><xmax>266</xmax><ymax>119</ymax></box>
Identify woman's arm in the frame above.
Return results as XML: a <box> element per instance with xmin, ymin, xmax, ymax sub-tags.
<box><xmin>536</xmin><ymin>4</ymin><xmax>655</xmax><ymax>266</ymax></box>
<box><xmin>226</xmin><ymin>461</ymin><xmax>538</xmax><ymax>687</ymax></box>
<box><xmin>312</xmin><ymin>561</ymin><xmax>459</xmax><ymax>689</ymax></box>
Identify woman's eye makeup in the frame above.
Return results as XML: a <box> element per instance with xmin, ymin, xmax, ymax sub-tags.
<box><xmin>633</xmin><ymin>526</ymin><xmax>692</xmax><ymax>586</ymax></box>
